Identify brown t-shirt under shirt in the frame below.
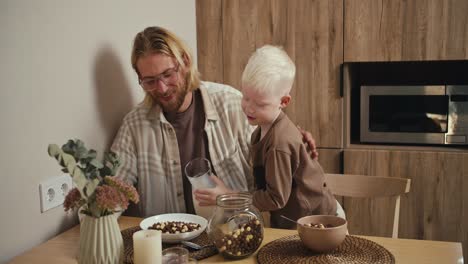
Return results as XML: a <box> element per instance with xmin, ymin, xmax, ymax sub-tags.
<box><xmin>250</xmin><ymin>111</ymin><xmax>337</xmax><ymax>229</ymax></box>
<box><xmin>164</xmin><ymin>89</ymin><xmax>212</xmax><ymax>214</ymax></box>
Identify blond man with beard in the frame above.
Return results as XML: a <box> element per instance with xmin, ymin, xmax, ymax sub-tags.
<box><xmin>111</xmin><ymin>26</ymin><xmax>318</xmax><ymax>217</ymax></box>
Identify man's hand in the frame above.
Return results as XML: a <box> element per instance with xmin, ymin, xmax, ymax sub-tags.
<box><xmin>297</xmin><ymin>125</ymin><xmax>319</xmax><ymax>160</ymax></box>
<box><xmin>193</xmin><ymin>175</ymin><xmax>235</xmax><ymax>206</ymax></box>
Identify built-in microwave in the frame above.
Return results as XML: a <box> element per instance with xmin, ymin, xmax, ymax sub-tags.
<box><xmin>360</xmin><ymin>85</ymin><xmax>468</xmax><ymax>145</ymax></box>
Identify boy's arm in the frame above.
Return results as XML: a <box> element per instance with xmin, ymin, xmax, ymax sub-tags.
<box><xmin>252</xmin><ymin>149</ymin><xmax>293</xmax><ymax>211</ymax></box>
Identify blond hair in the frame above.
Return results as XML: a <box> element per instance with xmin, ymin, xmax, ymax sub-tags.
<box><xmin>131</xmin><ymin>26</ymin><xmax>201</xmax><ymax>107</ymax></box>
<box><xmin>241</xmin><ymin>45</ymin><xmax>295</xmax><ymax>96</ymax></box>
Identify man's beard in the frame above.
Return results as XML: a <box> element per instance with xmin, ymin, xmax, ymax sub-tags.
<box><xmin>154</xmin><ymin>79</ymin><xmax>188</xmax><ymax>113</ymax></box>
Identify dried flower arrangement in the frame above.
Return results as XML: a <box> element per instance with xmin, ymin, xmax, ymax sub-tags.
<box><xmin>48</xmin><ymin>139</ymin><xmax>139</xmax><ymax>217</ymax></box>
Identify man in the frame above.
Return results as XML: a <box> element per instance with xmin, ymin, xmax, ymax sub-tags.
<box><xmin>111</xmin><ymin>26</ymin><xmax>317</xmax><ymax>217</ymax></box>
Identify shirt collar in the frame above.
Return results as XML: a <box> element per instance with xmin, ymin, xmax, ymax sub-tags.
<box><xmin>199</xmin><ymin>84</ymin><xmax>219</xmax><ymax>122</ymax></box>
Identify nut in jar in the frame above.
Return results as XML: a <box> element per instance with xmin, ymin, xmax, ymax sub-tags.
<box><xmin>207</xmin><ymin>193</ymin><xmax>264</xmax><ymax>259</ymax></box>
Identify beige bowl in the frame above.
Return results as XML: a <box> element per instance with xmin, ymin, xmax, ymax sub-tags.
<box><xmin>297</xmin><ymin>215</ymin><xmax>347</xmax><ymax>252</ymax></box>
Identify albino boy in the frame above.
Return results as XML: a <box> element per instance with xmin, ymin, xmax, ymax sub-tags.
<box><xmin>195</xmin><ymin>45</ymin><xmax>341</xmax><ymax>229</ymax></box>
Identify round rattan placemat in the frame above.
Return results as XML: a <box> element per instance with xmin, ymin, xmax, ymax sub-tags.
<box><xmin>121</xmin><ymin>226</ymin><xmax>218</xmax><ymax>263</ymax></box>
<box><xmin>257</xmin><ymin>235</ymin><xmax>395</xmax><ymax>264</ymax></box>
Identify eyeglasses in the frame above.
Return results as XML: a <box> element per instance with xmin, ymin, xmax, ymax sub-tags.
<box><xmin>139</xmin><ymin>64</ymin><xmax>180</xmax><ymax>91</ymax></box>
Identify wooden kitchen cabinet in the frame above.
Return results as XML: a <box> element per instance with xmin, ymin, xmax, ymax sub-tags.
<box><xmin>344</xmin><ymin>0</ymin><xmax>468</xmax><ymax>62</ymax></box>
<box><xmin>343</xmin><ymin>148</ymin><xmax>468</xmax><ymax>259</ymax></box>
<box><xmin>196</xmin><ymin>0</ymin><xmax>223</xmax><ymax>83</ymax></box>
<box><xmin>196</xmin><ymin>0</ymin><xmax>344</xmax><ymax>148</ymax></box>
<box><xmin>317</xmin><ymin>148</ymin><xmax>342</xmax><ymax>174</ymax></box>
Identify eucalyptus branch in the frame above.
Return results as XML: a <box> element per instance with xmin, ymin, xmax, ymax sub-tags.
<box><xmin>48</xmin><ymin>139</ymin><xmax>138</xmax><ymax>218</ymax></box>
<box><xmin>47</xmin><ymin>139</ymin><xmax>120</xmax><ymax>200</ymax></box>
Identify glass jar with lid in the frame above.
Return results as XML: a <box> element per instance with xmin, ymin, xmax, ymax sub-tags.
<box><xmin>207</xmin><ymin>193</ymin><xmax>264</xmax><ymax>259</ymax></box>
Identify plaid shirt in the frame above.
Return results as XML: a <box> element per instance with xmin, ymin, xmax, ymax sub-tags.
<box><xmin>111</xmin><ymin>81</ymin><xmax>254</xmax><ymax>217</ymax></box>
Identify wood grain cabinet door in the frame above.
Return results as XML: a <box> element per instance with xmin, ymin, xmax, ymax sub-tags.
<box><xmin>344</xmin><ymin>0</ymin><xmax>468</xmax><ymax>62</ymax></box>
<box><xmin>317</xmin><ymin>148</ymin><xmax>342</xmax><ymax>174</ymax></box>
<box><xmin>343</xmin><ymin>148</ymin><xmax>468</xmax><ymax>259</ymax></box>
<box><xmin>196</xmin><ymin>0</ymin><xmax>344</xmax><ymax>148</ymax></box>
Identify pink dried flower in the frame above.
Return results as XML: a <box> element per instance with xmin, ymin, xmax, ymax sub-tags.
<box><xmin>95</xmin><ymin>185</ymin><xmax>129</xmax><ymax>211</ymax></box>
<box><xmin>63</xmin><ymin>188</ymin><xmax>84</xmax><ymax>211</ymax></box>
<box><xmin>104</xmin><ymin>176</ymin><xmax>140</xmax><ymax>204</ymax></box>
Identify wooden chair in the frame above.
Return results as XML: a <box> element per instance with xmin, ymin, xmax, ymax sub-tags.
<box><xmin>325</xmin><ymin>173</ymin><xmax>411</xmax><ymax>238</ymax></box>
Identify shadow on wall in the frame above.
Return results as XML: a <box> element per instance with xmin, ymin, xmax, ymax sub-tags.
<box><xmin>93</xmin><ymin>44</ymin><xmax>135</xmax><ymax>149</ymax></box>
<box><xmin>57</xmin><ymin>213</ymin><xmax>78</xmax><ymax>236</ymax></box>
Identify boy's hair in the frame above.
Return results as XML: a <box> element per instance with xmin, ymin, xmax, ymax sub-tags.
<box><xmin>241</xmin><ymin>45</ymin><xmax>296</xmax><ymax>96</ymax></box>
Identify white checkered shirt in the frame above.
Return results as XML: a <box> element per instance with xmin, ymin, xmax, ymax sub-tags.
<box><xmin>111</xmin><ymin>81</ymin><xmax>254</xmax><ymax>217</ymax></box>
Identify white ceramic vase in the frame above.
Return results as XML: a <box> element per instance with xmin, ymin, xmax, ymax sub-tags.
<box><xmin>78</xmin><ymin>214</ymin><xmax>124</xmax><ymax>264</ymax></box>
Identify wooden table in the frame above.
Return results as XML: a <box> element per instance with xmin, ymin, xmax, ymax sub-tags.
<box><xmin>10</xmin><ymin>216</ymin><xmax>463</xmax><ymax>264</ymax></box>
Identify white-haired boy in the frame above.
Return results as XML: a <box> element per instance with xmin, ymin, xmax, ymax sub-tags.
<box><xmin>195</xmin><ymin>45</ymin><xmax>344</xmax><ymax>229</ymax></box>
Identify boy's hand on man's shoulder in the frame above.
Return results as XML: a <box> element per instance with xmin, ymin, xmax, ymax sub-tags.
<box><xmin>297</xmin><ymin>125</ymin><xmax>319</xmax><ymax>160</ymax></box>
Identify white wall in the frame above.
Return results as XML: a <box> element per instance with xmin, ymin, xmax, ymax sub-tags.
<box><xmin>0</xmin><ymin>1</ymin><xmax>196</xmax><ymax>262</ymax></box>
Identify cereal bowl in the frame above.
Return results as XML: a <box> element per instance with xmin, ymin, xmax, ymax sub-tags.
<box><xmin>140</xmin><ymin>213</ymin><xmax>208</xmax><ymax>243</ymax></box>
<box><xmin>297</xmin><ymin>215</ymin><xmax>347</xmax><ymax>252</ymax></box>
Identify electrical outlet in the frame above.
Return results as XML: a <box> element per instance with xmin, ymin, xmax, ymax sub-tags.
<box><xmin>39</xmin><ymin>174</ymin><xmax>73</xmax><ymax>213</ymax></box>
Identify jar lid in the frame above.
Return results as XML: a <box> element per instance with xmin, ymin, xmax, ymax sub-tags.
<box><xmin>216</xmin><ymin>192</ymin><xmax>252</xmax><ymax>208</ymax></box>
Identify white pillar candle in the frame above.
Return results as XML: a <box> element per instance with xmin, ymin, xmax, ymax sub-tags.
<box><xmin>133</xmin><ymin>229</ymin><xmax>162</xmax><ymax>264</ymax></box>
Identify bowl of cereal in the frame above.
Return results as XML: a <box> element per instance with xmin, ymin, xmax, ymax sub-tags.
<box><xmin>140</xmin><ymin>213</ymin><xmax>208</xmax><ymax>243</ymax></box>
<box><xmin>297</xmin><ymin>215</ymin><xmax>347</xmax><ymax>252</ymax></box>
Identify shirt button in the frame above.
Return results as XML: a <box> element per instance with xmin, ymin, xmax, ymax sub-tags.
<box><xmin>172</xmin><ymin>160</ymin><xmax>178</xmax><ymax>165</ymax></box>
<box><xmin>177</xmin><ymin>192</ymin><xmax>183</xmax><ymax>197</ymax></box>
<box><xmin>323</xmin><ymin>183</ymin><xmax>327</xmax><ymax>187</ymax></box>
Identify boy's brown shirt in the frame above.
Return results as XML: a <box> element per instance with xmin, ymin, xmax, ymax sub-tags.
<box><xmin>250</xmin><ymin>111</ymin><xmax>337</xmax><ymax>229</ymax></box>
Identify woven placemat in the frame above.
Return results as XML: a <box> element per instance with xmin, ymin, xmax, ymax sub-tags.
<box><xmin>121</xmin><ymin>226</ymin><xmax>218</xmax><ymax>263</ymax></box>
<box><xmin>257</xmin><ymin>235</ymin><xmax>395</xmax><ymax>264</ymax></box>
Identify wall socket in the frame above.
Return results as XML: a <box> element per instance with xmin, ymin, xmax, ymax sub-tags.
<box><xmin>39</xmin><ymin>174</ymin><xmax>73</xmax><ymax>213</ymax></box>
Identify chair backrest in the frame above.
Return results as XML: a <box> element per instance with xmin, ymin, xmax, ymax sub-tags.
<box><xmin>325</xmin><ymin>173</ymin><xmax>411</xmax><ymax>238</ymax></box>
